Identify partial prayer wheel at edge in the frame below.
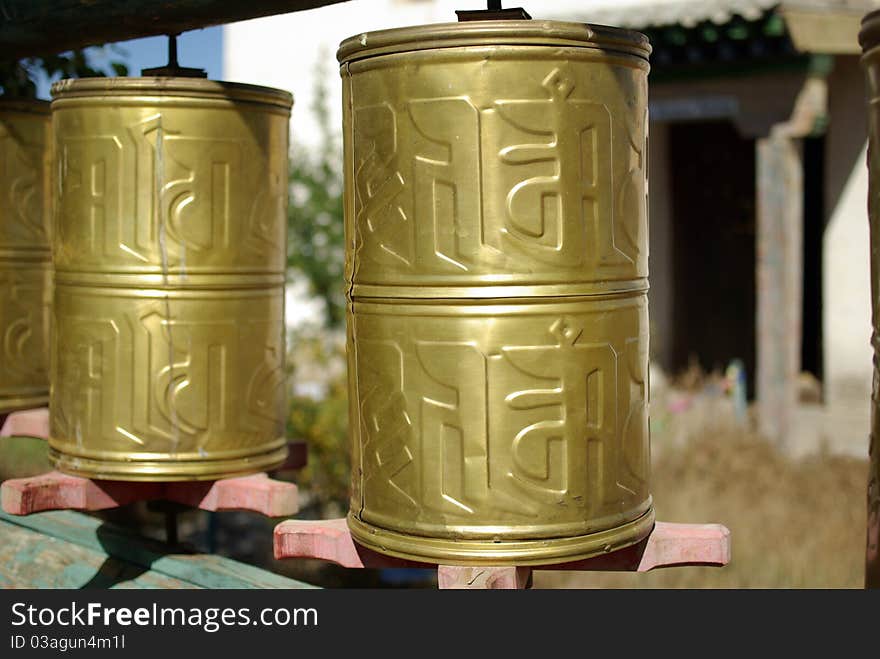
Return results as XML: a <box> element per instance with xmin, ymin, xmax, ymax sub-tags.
<box><xmin>340</xmin><ymin>20</ymin><xmax>654</xmax><ymax>565</ymax></box>
<box><xmin>0</xmin><ymin>99</ymin><xmax>52</xmax><ymax>415</ymax></box>
<box><xmin>47</xmin><ymin>77</ymin><xmax>292</xmax><ymax>481</ymax></box>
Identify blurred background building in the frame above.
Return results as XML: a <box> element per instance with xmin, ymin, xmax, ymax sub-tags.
<box><xmin>48</xmin><ymin>0</ymin><xmax>877</xmax><ymax>456</ymax></box>
<box><xmin>220</xmin><ymin>0</ymin><xmax>880</xmax><ymax>456</ymax></box>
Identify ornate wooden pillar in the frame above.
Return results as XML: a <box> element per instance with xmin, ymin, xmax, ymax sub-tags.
<box><xmin>860</xmin><ymin>10</ymin><xmax>880</xmax><ymax>588</ymax></box>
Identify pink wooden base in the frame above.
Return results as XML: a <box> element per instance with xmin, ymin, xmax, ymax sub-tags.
<box><xmin>274</xmin><ymin>518</ymin><xmax>731</xmax><ymax>589</ymax></box>
<box><xmin>2</xmin><ymin>471</ymin><xmax>298</xmax><ymax>518</ymax></box>
<box><xmin>1</xmin><ymin>407</ymin><xmax>302</xmax><ymax>517</ymax></box>
<box><xmin>0</xmin><ymin>407</ymin><xmax>50</xmax><ymax>439</ymax></box>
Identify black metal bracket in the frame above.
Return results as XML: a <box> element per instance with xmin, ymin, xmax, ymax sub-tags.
<box><xmin>456</xmin><ymin>0</ymin><xmax>531</xmax><ymax>21</ymax></box>
<box><xmin>141</xmin><ymin>33</ymin><xmax>208</xmax><ymax>78</ymax></box>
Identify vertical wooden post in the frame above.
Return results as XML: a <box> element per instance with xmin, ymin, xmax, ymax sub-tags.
<box><xmin>755</xmin><ymin>75</ymin><xmax>827</xmax><ymax>447</ymax></box>
<box><xmin>867</xmin><ymin>145</ymin><xmax>880</xmax><ymax>584</ymax></box>
<box><xmin>756</xmin><ymin>135</ymin><xmax>804</xmax><ymax>448</ymax></box>
<box><xmin>866</xmin><ymin>76</ymin><xmax>880</xmax><ymax>586</ymax></box>
<box><xmin>869</xmin><ymin>379</ymin><xmax>880</xmax><ymax>588</ymax></box>
<box><xmin>860</xmin><ymin>9</ymin><xmax>880</xmax><ymax>589</ymax></box>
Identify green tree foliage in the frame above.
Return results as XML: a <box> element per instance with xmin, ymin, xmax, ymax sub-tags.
<box><xmin>285</xmin><ymin>331</ymin><xmax>350</xmax><ymax>516</ymax></box>
<box><xmin>287</xmin><ymin>63</ymin><xmax>345</xmax><ymax>329</ymax></box>
<box><xmin>285</xmin><ymin>56</ymin><xmax>350</xmax><ymax>516</ymax></box>
<box><xmin>1</xmin><ymin>50</ymin><xmax>128</xmax><ymax>98</ymax></box>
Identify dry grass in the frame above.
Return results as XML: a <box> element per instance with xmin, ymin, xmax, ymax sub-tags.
<box><xmin>534</xmin><ymin>429</ymin><xmax>870</xmax><ymax>589</ymax></box>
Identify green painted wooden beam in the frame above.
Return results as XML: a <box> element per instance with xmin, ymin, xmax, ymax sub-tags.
<box><xmin>0</xmin><ymin>509</ymin><xmax>317</xmax><ymax>589</ymax></box>
<box><xmin>0</xmin><ymin>0</ymin><xmax>351</xmax><ymax>59</ymax></box>
<box><xmin>0</xmin><ymin>521</ymin><xmax>199</xmax><ymax>588</ymax></box>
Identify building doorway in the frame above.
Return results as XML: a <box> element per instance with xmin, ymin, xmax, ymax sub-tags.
<box><xmin>668</xmin><ymin>120</ymin><xmax>757</xmax><ymax>396</ymax></box>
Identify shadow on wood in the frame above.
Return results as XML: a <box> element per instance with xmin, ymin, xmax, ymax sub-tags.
<box><xmin>0</xmin><ymin>0</ymin><xmax>352</xmax><ymax>58</ymax></box>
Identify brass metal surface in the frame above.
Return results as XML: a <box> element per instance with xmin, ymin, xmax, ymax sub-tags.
<box><xmin>341</xmin><ymin>21</ymin><xmax>653</xmax><ymax>564</ymax></box>
<box><xmin>49</xmin><ymin>77</ymin><xmax>292</xmax><ymax>481</ymax></box>
<box><xmin>0</xmin><ymin>100</ymin><xmax>52</xmax><ymax>414</ymax></box>
<box><xmin>861</xmin><ymin>12</ymin><xmax>880</xmax><ymax>588</ymax></box>
<box><xmin>340</xmin><ymin>21</ymin><xmax>650</xmax><ymax>298</ymax></box>
<box><xmin>347</xmin><ymin>295</ymin><xmax>652</xmax><ymax>565</ymax></box>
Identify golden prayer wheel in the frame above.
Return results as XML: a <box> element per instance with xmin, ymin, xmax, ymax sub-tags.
<box><xmin>860</xmin><ymin>10</ymin><xmax>880</xmax><ymax>588</ymax></box>
<box><xmin>48</xmin><ymin>77</ymin><xmax>292</xmax><ymax>481</ymax></box>
<box><xmin>340</xmin><ymin>19</ymin><xmax>654</xmax><ymax>565</ymax></box>
<box><xmin>0</xmin><ymin>99</ymin><xmax>52</xmax><ymax>415</ymax></box>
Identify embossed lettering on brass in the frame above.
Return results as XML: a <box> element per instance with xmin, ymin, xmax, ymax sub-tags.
<box><xmin>0</xmin><ymin>100</ymin><xmax>51</xmax><ymax>415</ymax></box>
<box><xmin>340</xmin><ymin>20</ymin><xmax>654</xmax><ymax>565</ymax></box>
<box><xmin>48</xmin><ymin>78</ymin><xmax>292</xmax><ymax>481</ymax></box>
<box><xmin>351</xmin><ymin>297</ymin><xmax>650</xmax><ymax>531</ymax></box>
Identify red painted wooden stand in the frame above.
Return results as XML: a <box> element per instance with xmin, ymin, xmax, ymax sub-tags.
<box><xmin>3</xmin><ymin>408</ymin><xmax>731</xmax><ymax>588</ymax></box>
<box><xmin>2</xmin><ymin>470</ymin><xmax>299</xmax><ymax>517</ymax></box>
<box><xmin>0</xmin><ymin>407</ymin><xmax>50</xmax><ymax>439</ymax></box>
<box><xmin>274</xmin><ymin>518</ymin><xmax>731</xmax><ymax>589</ymax></box>
<box><xmin>0</xmin><ymin>408</ymin><xmax>300</xmax><ymax>518</ymax></box>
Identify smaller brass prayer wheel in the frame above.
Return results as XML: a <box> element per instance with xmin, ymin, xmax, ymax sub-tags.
<box><xmin>341</xmin><ymin>19</ymin><xmax>653</xmax><ymax>565</ymax></box>
<box><xmin>860</xmin><ymin>9</ymin><xmax>880</xmax><ymax>588</ymax></box>
<box><xmin>48</xmin><ymin>77</ymin><xmax>292</xmax><ymax>481</ymax></box>
<box><xmin>0</xmin><ymin>99</ymin><xmax>52</xmax><ymax>415</ymax></box>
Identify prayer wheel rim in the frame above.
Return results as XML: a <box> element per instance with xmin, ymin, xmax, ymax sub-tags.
<box><xmin>50</xmin><ymin>76</ymin><xmax>293</xmax><ymax>112</ymax></box>
<box><xmin>47</xmin><ymin>443</ymin><xmax>289</xmax><ymax>482</ymax></box>
<box><xmin>348</xmin><ymin>507</ymin><xmax>656</xmax><ymax>567</ymax></box>
<box><xmin>337</xmin><ymin>19</ymin><xmax>651</xmax><ymax>65</ymax></box>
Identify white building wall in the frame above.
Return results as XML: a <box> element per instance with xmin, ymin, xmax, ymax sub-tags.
<box><xmin>823</xmin><ymin>56</ymin><xmax>872</xmax><ymax>449</ymax></box>
<box><xmin>225</xmin><ymin>0</ymin><xmax>470</xmax><ymax>152</ymax></box>
<box><xmin>223</xmin><ymin>0</ymin><xmax>648</xmax><ymax>152</ymax></box>
<box><xmin>824</xmin><ymin>150</ymin><xmax>871</xmax><ymax>401</ymax></box>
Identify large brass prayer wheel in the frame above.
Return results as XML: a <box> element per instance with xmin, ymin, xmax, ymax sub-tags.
<box><xmin>48</xmin><ymin>78</ymin><xmax>292</xmax><ymax>481</ymax></box>
<box><xmin>340</xmin><ymin>20</ymin><xmax>654</xmax><ymax>565</ymax></box>
<box><xmin>0</xmin><ymin>99</ymin><xmax>52</xmax><ymax>415</ymax></box>
<box><xmin>860</xmin><ymin>10</ymin><xmax>880</xmax><ymax>588</ymax></box>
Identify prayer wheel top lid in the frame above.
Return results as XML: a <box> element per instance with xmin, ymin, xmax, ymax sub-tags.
<box><xmin>860</xmin><ymin>9</ymin><xmax>880</xmax><ymax>52</ymax></box>
<box><xmin>49</xmin><ymin>76</ymin><xmax>293</xmax><ymax>112</ymax></box>
<box><xmin>336</xmin><ymin>19</ymin><xmax>652</xmax><ymax>65</ymax></box>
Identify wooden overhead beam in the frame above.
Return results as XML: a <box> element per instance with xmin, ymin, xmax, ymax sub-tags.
<box><xmin>781</xmin><ymin>7</ymin><xmax>865</xmax><ymax>54</ymax></box>
<box><xmin>0</xmin><ymin>0</ymin><xmax>351</xmax><ymax>59</ymax></box>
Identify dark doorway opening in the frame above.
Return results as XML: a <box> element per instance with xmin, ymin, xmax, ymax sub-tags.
<box><xmin>801</xmin><ymin>135</ymin><xmax>825</xmax><ymax>389</ymax></box>
<box><xmin>668</xmin><ymin>120</ymin><xmax>757</xmax><ymax>397</ymax></box>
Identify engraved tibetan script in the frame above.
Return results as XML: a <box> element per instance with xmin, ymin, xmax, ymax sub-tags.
<box><xmin>352</xmin><ymin>67</ymin><xmax>636</xmax><ymax>276</ymax></box>
<box><xmin>0</xmin><ymin>124</ymin><xmax>47</xmax><ymax>245</ymax></box>
<box><xmin>502</xmin><ymin>319</ymin><xmax>618</xmax><ymax>505</ymax></box>
<box><xmin>52</xmin><ymin>296</ymin><xmax>285</xmax><ymax>452</ymax></box>
<box><xmin>58</xmin><ymin>117</ymin><xmax>240</xmax><ymax>264</ymax></box>
<box><xmin>356</xmin><ymin>315</ymin><xmax>648</xmax><ymax>521</ymax></box>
